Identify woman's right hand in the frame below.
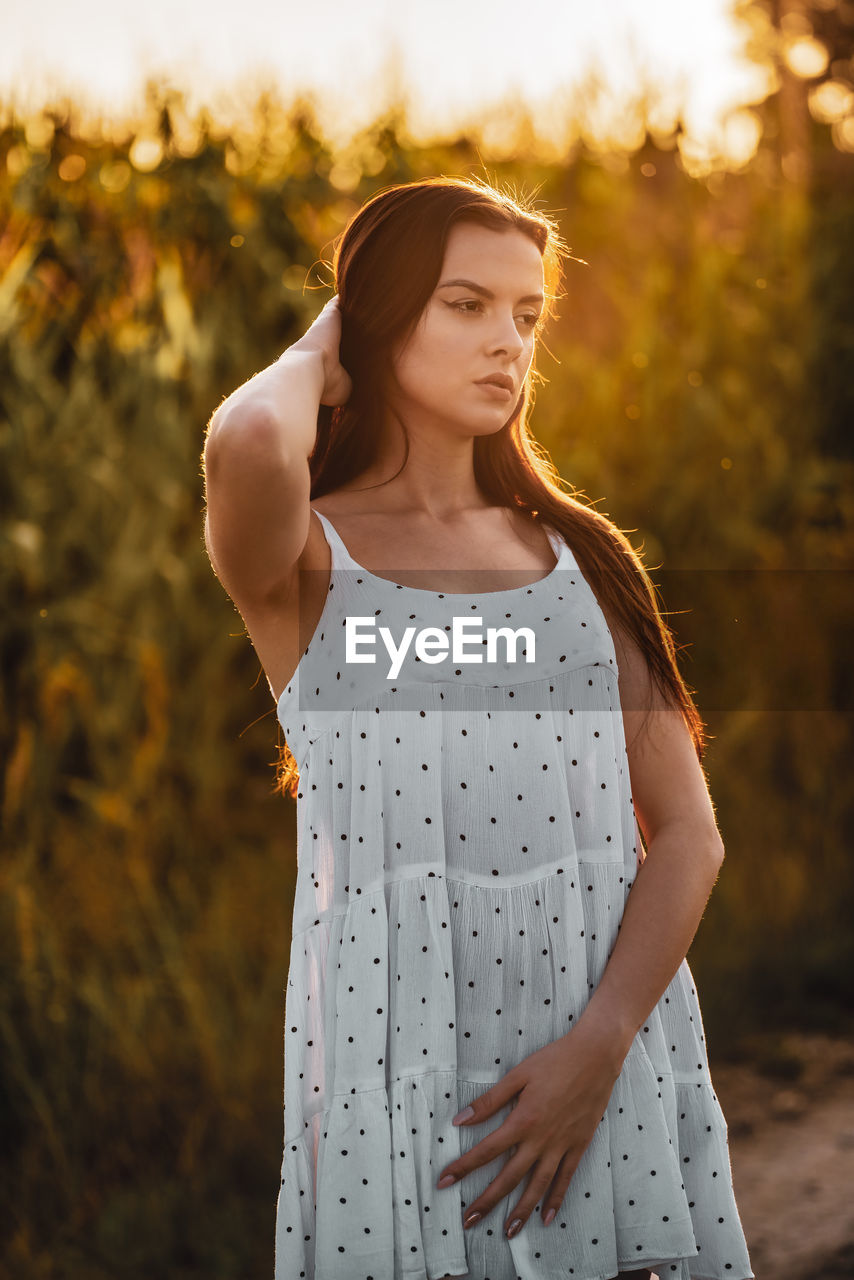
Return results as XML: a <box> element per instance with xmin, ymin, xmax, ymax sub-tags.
<box><xmin>288</xmin><ymin>294</ymin><xmax>353</xmax><ymax>407</ymax></box>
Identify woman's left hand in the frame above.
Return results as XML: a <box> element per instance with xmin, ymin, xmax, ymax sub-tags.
<box><xmin>435</xmin><ymin>1017</ymin><xmax>628</xmax><ymax>1240</ymax></box>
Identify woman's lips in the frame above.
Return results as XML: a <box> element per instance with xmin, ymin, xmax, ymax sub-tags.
<box><xmin>475</xmin><ymin>381</ymin><xmax>513</xmax><ymax>399</ymax></box>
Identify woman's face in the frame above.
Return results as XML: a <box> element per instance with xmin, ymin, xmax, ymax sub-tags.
<box><xmin>387</xmin><ymin>221</ymin><xmax>545</xmax><ymax>439</ymax></box>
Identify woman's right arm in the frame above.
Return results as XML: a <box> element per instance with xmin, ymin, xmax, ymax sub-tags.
<box><xmin>202</xmin><ymin>297</ymin><xmax>351</xmax><ymax>609</ymax></box>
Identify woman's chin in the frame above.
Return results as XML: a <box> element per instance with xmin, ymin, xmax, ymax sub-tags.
<box><xmin>391</xmin><ymin>401</ymin><xmax>517</xmax><ymax>441</ymax></box>
<box><xmin>452</xmin><ymin>416</ymin><xmax>512</xmax><ymax>441</ymax></box>
<box><xmin>464</xmin><ymin>405</ymin><xmax>519</xmax><ymax>436</ymax></box>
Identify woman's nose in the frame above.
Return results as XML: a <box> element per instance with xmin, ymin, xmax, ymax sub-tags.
<box><xmin>488</xmin><ymin>313</ymin><xmax>526</xmax><ymax>357</ymax></box>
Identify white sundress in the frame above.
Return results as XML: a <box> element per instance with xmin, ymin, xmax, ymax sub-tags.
<box><xmin>273</xmin><ymin>508</ymin><xmax>754</xmax><ymax>1280</ymax></box>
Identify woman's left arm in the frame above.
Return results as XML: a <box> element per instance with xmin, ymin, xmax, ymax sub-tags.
<box><xmin>571</xmin><ymin>622</ymin><xmax>726</xmax><ymax>1066</ymax></box>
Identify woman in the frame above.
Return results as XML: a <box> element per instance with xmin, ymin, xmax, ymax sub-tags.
<box><xmin>202</xmin><ymin>176</ymin><xmax>754</xmax><ymax>1280</ymax></box>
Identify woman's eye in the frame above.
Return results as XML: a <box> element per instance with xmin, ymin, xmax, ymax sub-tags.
<box><xmin>451</xmin><ymin>301</ymin><xmax>540</xmax><ymax>330</ymax></box>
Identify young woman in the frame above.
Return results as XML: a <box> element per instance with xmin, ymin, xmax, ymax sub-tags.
<box><xmin>202</xmin><ymin>177</ymin><xmax>754</xmax><ymax>1280</ymax></box>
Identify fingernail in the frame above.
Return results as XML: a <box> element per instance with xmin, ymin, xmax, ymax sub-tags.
<box><xmin>453</xmin><ymin>1106</ymin><xmax>474</xmax><ymax>1125</ymax></box>
<box><xmin>507</xmin><ymin>1218</ymin><xmax>522</xmax><ymax>1239</ymax></box>
<box><xmin>544</xmin><ymin>1208</ymin><xmax>556</xmax><ymax>1226</ymax></box>
<box><xmin>436</xmin><ymin>1174</ymin><xmax>455</xmax><ymax>1189</ymax></box>
<box><xmin>463</xmin><ymin>1211</ymin><xmax>481</xmax><ymax>1229</ymax></box>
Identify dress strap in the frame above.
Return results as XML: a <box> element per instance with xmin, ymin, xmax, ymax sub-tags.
<box><xmin>541</xmin><ymin>520</ymin><xmax>580</xmax><ymax>572</ymax></box>
<box><xmin>541</xmin><ymin>522</ymin><xmax>563</xmax><ymax>564</ymax></box>
<box><xmin>312</xmin><ymin>508</ymin><xmax>361</xmax><ymax>573</ymax></box>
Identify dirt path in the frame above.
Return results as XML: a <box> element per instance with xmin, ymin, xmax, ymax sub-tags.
<box><xmin>710</xmin><ymin>1031</ymin><xmax>854</xmax><ymax>1280</ymax></box>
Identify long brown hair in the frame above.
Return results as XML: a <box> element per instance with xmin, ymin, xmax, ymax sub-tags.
<box><xmin>274</xmin><ymin>175</ymin><xmax>705</xmax><ymax>799</ymax></box>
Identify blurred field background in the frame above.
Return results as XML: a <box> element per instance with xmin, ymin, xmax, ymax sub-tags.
<box><xmin>2</xmin><ymin>0</ymin><xmax>854</xmax><ymax>1275</ymax></box>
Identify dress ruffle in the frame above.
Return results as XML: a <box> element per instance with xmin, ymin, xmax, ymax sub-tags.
<box><xmin>275</xmin><ymin>873</ymin><xmax>753</xmax><ymax>1280</ymax></box>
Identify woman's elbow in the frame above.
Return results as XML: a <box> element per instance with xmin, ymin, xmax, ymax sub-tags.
<box><xmin>707</xmin><ymin>832</ymin><xmax>726</xmax><ymax>869</ymax></box>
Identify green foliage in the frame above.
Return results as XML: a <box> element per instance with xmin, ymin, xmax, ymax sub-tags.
<box><xmin>1</xmin><ymin>77</ymin><xmax>852</xmax><ymax>1277</ymax></box>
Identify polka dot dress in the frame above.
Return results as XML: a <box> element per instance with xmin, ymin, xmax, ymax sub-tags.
<box><xmin>273</xmin><ymin>509</ymin><xmax>754</xmax><ymax>1280</ymax></box>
